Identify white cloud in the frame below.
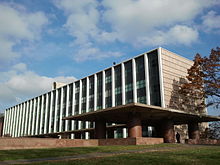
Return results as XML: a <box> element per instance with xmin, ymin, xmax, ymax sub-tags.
<box><xmin>137</xmin><ymin>25</ymin><xmax>199</xmax><ymax>46</ymax></box>
<box><xmin>0</xmin><ymin>3</ymin><xmax>48</xmax><ymax>64</ymax></box>
<box><xmin>54</xmin><ymin>0</ymin><xmax>99</xmax><ymax>44</ymax></box>
<box><xmin>202</xmin><ymin>11</ymin><xmax>220</xmax><ymax>32</ymax></box>
<box><xmin>101</xmin><ymin>0</ymin><xmax>215</xmax><ymax>46</ymax></box>
<box><xmin>53</xmin><ymin>0</ymin><xmax>219</xmax><ymax>53</ymax></box>
<box><xmin>0</xmin><ymin>38</ymin><xmax>18</xmax><ymax>63</ymax></box>
<box><xmin>167</xmin><ymin>25</ymin><xmax>199</xmax><ymax>45</ymax></box>
<box><xmin>12</xmin><ymin>63</ymin><xmax>27</xmax><ymax>72</ymax></box>
<box><xmin>0</xmin><ymin>63</ymin><xmax>76</xmax><ymax>112</ymax></box>
<box><xmin>73</xmin><ymin>44</ymin><xmax>122</xmax><ymax>62</ymax></box>
<box><xmin>53</xmin><ymin>0</ymin><xmax>121</xmax><ymax>61</ymax></box>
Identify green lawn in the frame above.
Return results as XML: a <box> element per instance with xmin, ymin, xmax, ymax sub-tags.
<box><xmin>0</xmin><ymin>143</ymin><xmax>176</xmax><ymax>161</ymax></box>
<box><xmin>32</xmin><ymin>146</ymin><xmax>220</xmax><ymax>165</ymax></box>
<box><xmin>1</xmin><ymin>144</ymin><xmax>220</xmax><ymax>165</ymax></box>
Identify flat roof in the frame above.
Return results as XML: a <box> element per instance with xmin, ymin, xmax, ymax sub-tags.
<box><xmin>63</xmin><ymin>103</ymin><xmax>220</xmax><ymax>125</ymax></box>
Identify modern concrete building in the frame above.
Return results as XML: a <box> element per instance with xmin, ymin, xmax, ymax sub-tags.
<box><xmin>2</xmin><ymin>47</ymin><xmax>220</xmax><ymax>143</ymax></box>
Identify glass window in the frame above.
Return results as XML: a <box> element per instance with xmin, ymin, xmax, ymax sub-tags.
<box><xmin>115</xmin><ymin>65</ymin><xmax>122</xmax><ymax>106</ymax></box>
<box><xmin>148</xmin><ymin>50</ymin><xmax>161</xmax><ymax>106</ymax></box>
<box><xmin>27</xmin><ymin>100</ymin><xmax>33</xmax><ymax>135</ymax></box>
<box><xmin>74</xmin><ymin>120</ymin><xmax>79</xmax><ymax>130</ymax></box>
<box><xmin>41</xmin><ymin>94</ymin><xmax>46</xmax><ymax>133</ymax></box>
<box><xmin>30</xmin><ymin>99</ymin><xmax>35</xmax><ymax>133</ymax></box>
<box><xmin>51</xmin><ymin>91</ymin><xmax>56</xmax><ymax>133</ymax></box>
<box><xmin>68</xmin><ymin>120</ymin><xmax>71</xmax><ymax>131</ymax></box>
<box><xmin>81</xmin><ymin>121</ymin><xmax>86</xmax><ymax>129</ymax></box>
<box><xmin>96</xmin><ymin>73</ymin><xmax>103</xmax><ymax>110</ymax></box>
<box><xmin>46</xmin><ymin>93</ymin><xmax>51</xmax><ymax>133</ymax></box>
<box><xmin>105</xmin><ymin>69</ymin><xmax>112</xmax><ymax>108</ymax></box>
<box><xmin>89</xmin><ymin>76</ymin><xmax>94</xmax><ymax>111</ymax></box>
<box><xmin>37</xmin><ymin>97</ymin><xmax>42</xmax><ymax>134</ymax></box>
<box><xmin>125</xmin><ymin>61</ymin><xmax>133</xmax><ymax>104</ymax></box>
<box><xmin>62</xmin><ymin>87</ymin><xmax>67</xmax><ymax>131</ymax></box>
<box><xmin>68</xmin><ymin>84</ymin><xmax>73</xmax><ymax>116</ymax></box>
<box><xmin>89</xmin><ymin>121</ymin><xmax>94</xmax><ymax>128</ymax></box>
<box><xmin>74</xmin><ymin>81</ymin><xmax>80</xmax><ymax>114</ymax></box>
<box><xmin>56</xmin><ymin>89</ymin><xmax>61</xmax><ymax>132</ymax></box>
<box><xmin>81</xmin><ymin>79</ymin><xmax>87</xmax><ymax>113</ymax></box>
<box><xmin>135</xmin><ymin>56</ymin><xmax>147</xmax><ymax>104</ymax></box>
<box><xmin>116</xmin><ymin>128</ymin><xmax>123</xmax><ymax>138</ymax></box>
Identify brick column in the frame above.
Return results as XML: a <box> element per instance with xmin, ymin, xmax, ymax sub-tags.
<box><xmin>95</xmin><ymin>121</ymin><xmax>106</xmax><ymax>139</ymax></box>
<box><xmin>127</xmin><ymin>115</ymin><xmax>142</xmax><ymax>138</ymax></box>
<box><xmin>162</xmin><ymin>120</ymin><xmax>175</xmax><ymax>143</ymax></box>
<box><xmin>188</xmin><ymin>122</ymin><xmax>200</xmax><ymax>139</ymax></box>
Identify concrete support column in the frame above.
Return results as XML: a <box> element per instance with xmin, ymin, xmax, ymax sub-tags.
<box><xmin>102</xmin><ymin>71</ymin><xmax>105</xmax><ymax>109</ymax></box>
<box><xmin>95</xmin><ymin>121</ymin><xmax>106</xmax><ymax>139</ymax></box>
<box><xmin>188</xmin><ymin>122</ymin><xmax>200</xmax><ymax>140</ymax></box>
<box><xmin>111</xmin><ymin>67</ymin><xmax>115</xmax><ymax>107</ymax></box>
<box><xmin>94</xmin><ymin>74</ymin><xmax>97</xmax><ymax>111</ymax></box>
<box><xmin>71</xmin><ymin>84</ymin><xmax>75</xmax><ymax>130</ymax></box>
<box><xmin>121</xmin><ymin>63</ymin><xmax>125</xmax><ymax>105</ymax></box>
<box><xmin>127</xmin><ymin>115</ymin><xmax>142</xmax><ymax>138</ymax></box>
<box><xmin>144</xmin><ymin>54</ymin><xmax>150</xmax><ymax>105</ymax></box>
<box><xmin>162</xmin><ymin>120</ymin><xmax>175</xmax><ymax>143</ymax></box>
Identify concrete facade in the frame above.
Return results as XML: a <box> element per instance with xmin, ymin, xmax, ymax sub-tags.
<box><xmin>161</xmin><ymin>48</ymin><xmax>193</xmax><ymax>109</ymax></box>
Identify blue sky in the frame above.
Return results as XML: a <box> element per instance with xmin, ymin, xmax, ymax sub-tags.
<box><xmin>0</xmin><ymin>0</ymin><xmax>220</xmax><ymax>115</ymax></box>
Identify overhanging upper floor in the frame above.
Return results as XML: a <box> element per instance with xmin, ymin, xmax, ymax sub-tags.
<box><xmin>63</xmin><ymin>103</ymin><xmax>220</xmax><ymax>125</ymax></box>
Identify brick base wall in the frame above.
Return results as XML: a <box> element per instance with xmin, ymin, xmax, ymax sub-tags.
<box><xmin>0</xmin><ymin>138</ymin><xmax>98</xmax><ymax>150</ymax></box>
<box><xmin>99</xmin><ymin>137</ymin><xmax>164</xmax><ymax>146</ymax></box>
<box><xmin>99</xmin><ymin>138</ymin><xmax>136</xmax><ymax>146</ymax></box>
<box><xmin>0</xmin><ymin>137</ymin><xmax>164</xmax><ymax>150</ymax></box>
<box><xmin>136</xmin><ymin>137</ymin><xmax>164</xmax><ymax>145</ymax></box>
<box><xmin>186</xmin><ymin>138</ymin><xmax>220</xmax><ymax>145</ymax></box>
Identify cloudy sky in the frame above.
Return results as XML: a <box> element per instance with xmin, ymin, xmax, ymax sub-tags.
<box><xmin>0</xmin><ymin>0</ymin><xmax>220</xmax><ymax>114</ymax></box>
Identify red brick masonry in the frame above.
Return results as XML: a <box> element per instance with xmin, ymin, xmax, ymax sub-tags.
<box><xmin>0</xmin><ymin>138</ymin><xmax>98</xmax><ymax>150</ymax></box>
<box><xmin>0</xmin><ymin>137</ymin><xmax>164</xmax><ymax>150</ymax></box>
<box><xmin>186</xmin><ymin>138</ymin><xmax>220</xmax><ymax>145</ymax></box>
<box><xmin>99</xmin><ymin>137</ymin><xmax>164</xmax><ymax>146</ymax></box>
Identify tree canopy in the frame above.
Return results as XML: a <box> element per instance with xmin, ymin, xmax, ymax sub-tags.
<box><xmin>202</xmin><ymin>48</ymin><xmax>220</xmax><ymax>108</ymax></box>
<box><xmin>179</xmin><ymin>47</ymin><xmax>220</xmax><ymax>111</ymax></box>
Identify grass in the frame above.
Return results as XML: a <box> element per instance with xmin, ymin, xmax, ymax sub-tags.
<box><xmin>31</xmin><ymin>146</ymin><xmax>220</xmax><ymax>165</ymax></box>
<box><xmin>1</xmin><ymin>144</ymin><xmax>220</xmax><ymax>165</ymax></box>
<box><xmin>0</xmin><ymin>143</ymin><xmax>175</xmax><ymax>161</ymax></box>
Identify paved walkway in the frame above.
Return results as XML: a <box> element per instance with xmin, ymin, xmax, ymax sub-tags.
<box><xmin>0</xmin><ymin>145</ymin><xmax>208</xmax><ymax>165</ymax></box>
